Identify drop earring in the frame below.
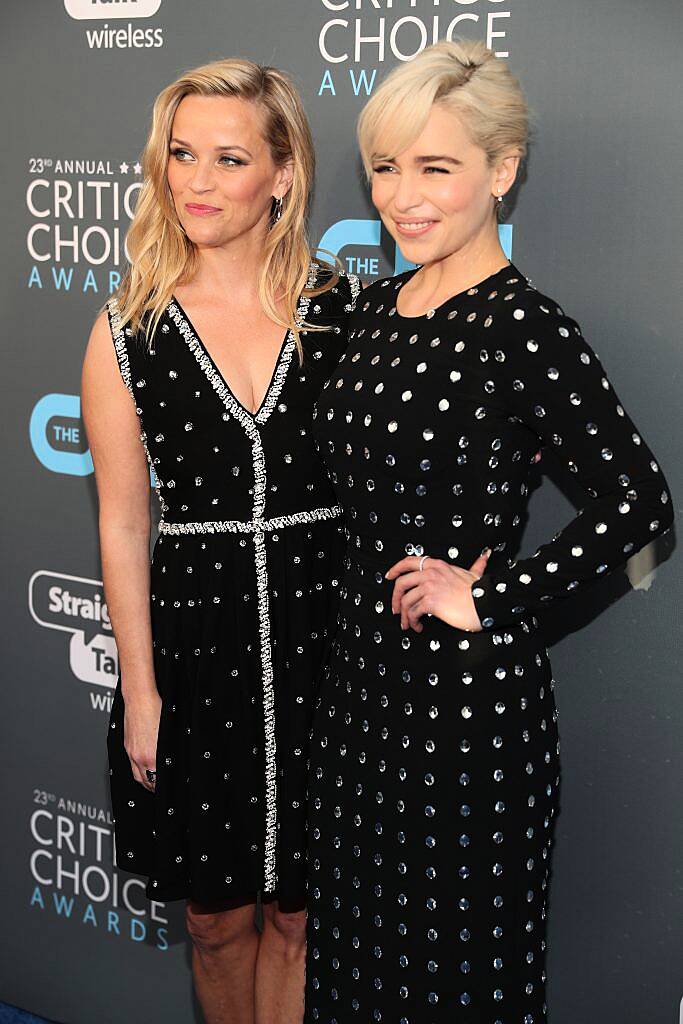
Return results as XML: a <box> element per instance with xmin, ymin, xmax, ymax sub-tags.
<box><xmin>496</xmin><ymin>189</ymin><xmax>503</xmax><ymax>204</ymax></box>
<box><xmin>271</xmin><ymin>195</ymin><xmax>283</xmax><ymax>225</ymax></box>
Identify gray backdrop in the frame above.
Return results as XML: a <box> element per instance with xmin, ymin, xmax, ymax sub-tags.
<box><xmin>1</xmin><ymin>2</ymin><xmax>681</xmax><ymax>1022</ymax></box>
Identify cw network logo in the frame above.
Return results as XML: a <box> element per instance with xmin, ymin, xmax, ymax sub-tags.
<box><xmin>29</xmin><ymin>570</ymin><xmax>118</xmax><ymax>690</ymax></box>
<box><xmin>30</xmin><ymin>394</ymin><xmax>92</xmax><ymax>476</ymax></box>
<box><xmin>29</xmin><ymin>219</ymin><xmax>513</xmax><ymax>476</ymax></box>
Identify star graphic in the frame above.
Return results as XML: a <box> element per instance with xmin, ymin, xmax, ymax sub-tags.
<box><xmin>119</xmin><ymin>162</ymin><xmax>129</xmax><ymax>173</ymax></box>
<box><xmin>133</xmin><ymin>161</ymin><xmax>142</xmax><ymax>175</ymax></box>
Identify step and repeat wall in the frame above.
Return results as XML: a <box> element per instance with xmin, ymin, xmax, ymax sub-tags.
<box><xmin>1</xmin><ymin>2</ymin><xmax>680</xmax><ymax>1022</ymax></box>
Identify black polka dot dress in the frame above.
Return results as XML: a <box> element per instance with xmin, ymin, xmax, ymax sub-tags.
<box><xmin>304</xmin><ymin>263</ymin><xmax>674</xmax><ymax>1021</ymax></box>
<box><xmin>105</xmin><ymin>263</ymin><xmax>360</xmax><ymax>909</ymax></box>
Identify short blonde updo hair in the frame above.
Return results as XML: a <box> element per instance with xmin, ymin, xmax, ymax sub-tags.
<box><xmin>358</xmin><ymin>38</ymin><xmax>529</xmax><ymax>207</ymax></box>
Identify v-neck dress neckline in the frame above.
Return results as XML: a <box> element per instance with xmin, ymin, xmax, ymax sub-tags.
<box><xmin>169</xmin><ymin>292</ymin><xmax>292</xmax><ymax>421</ymax></box>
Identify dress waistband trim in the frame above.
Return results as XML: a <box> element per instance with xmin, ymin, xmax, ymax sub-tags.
<box><xmin>159</xmin><ymin>505</ymin><xmax>343</xmax><ymax>536</ymax></box>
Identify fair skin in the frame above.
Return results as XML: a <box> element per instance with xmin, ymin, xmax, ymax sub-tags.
<box><xmin>82</xmin><ymin>94</ymin><xmax>305</xmax><ymax>1024</ymax></box>
<box><xmin>370</xmin><ymin>102</ymin><xmax>522</xmax><ymax>632</ymax></box>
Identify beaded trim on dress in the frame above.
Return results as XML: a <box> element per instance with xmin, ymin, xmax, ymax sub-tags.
<box><xmin>159</xmin><ymin>505</ymin><xmax>342</xmax><ymax>535</ymax></box>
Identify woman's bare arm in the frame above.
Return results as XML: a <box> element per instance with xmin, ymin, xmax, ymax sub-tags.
<box><xmin>82</xmin><ymin>311</ymin><xmax>160</xmax><ymax>790</ymax></box>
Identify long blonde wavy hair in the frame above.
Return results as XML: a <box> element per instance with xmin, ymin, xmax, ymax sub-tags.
<box><xmin>113</xmin><ymin>58</ymin><xmax>339</xmax><ymax>355</ymax></box>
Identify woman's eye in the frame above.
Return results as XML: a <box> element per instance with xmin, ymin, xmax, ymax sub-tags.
<box><xmin>373</xmin><ymin>165</ymin><xmax>395</xmax><ymax>174</ymax></box>
<box><xmin>424</xmin><ymin>166</ymin><xmax>449</xmax><ymax>174</ymax></box>
<box><xmin>168</xmin><ymin>149</ymin><xmax>243</xmax><ymax>167</ymax></box>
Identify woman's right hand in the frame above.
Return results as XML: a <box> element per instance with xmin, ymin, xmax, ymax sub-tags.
<box><xmin>123</xmin><ymin>690</ymin><xmax>162</xmax><ymax>792</ymax></box>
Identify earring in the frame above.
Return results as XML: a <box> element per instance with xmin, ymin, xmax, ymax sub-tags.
<box><xmin>272</xmin><ymin>195</ymin><xmax>283</xmax><ymax>224</ymax></box>
<box><xmin>496</xmin><ymin>190</ymin><xmax>503</xmax><ymax>204</ymax></box>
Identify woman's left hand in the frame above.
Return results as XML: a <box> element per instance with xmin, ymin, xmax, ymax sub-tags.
<box><xmin>385</xmin><ymin>550</ymin><xmax>491</xmax><ymax>633</ymax></box>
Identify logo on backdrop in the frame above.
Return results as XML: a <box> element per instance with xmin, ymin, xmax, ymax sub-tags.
<box><xmin>317</xmin><ymin>0</ymin><xmax>512</xmax><ymax>98</ymax></box>
<box><xmin>29</xmin><ymin>792</ymin><xmax>167</xmax><ymax>949</ymax></box>
<box><xmin>30</xmin><ymin>393</ymin><xmax>93</xmax><ymax>476</ymax></box>
<box><xmin>26</xmin><ymin>156</ymin><xmax>142</xmax><ymax>296</ymax></box>
<box><xmin>29</xmin><ymin>571</ymin><xmax>119</xmax><ymax>699</ymax></box>
<box><xmin>63</xmin><ymin>0</ymin><xmax>164</xmax><ymax>49</ymax></box>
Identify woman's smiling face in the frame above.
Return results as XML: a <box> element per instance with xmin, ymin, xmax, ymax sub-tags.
<box><xmin>371</xmin><ymin>103</ymin><xmax>509</xmax><ymax>266</ymax></box>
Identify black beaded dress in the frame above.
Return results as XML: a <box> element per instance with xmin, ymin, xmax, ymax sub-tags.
<box><xmin>105</xmin><ymin>263</ymin><xmax>360</xmax><ymax>909</ymax></box>
<box><xmin>304</xmin><ymin>263</ymin><xmax>673</xmax><ymax>1022</ymax></box>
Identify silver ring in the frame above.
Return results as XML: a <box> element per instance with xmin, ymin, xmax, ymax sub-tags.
<box><xmin>145</xmin><ymin>769</ymin><xmax>157</xmax><ymax>784</ymax></box>
<box><xmin>418</xmin><ymin>555</ymin><xmax>428</xmax><ymax>572</ymax></box>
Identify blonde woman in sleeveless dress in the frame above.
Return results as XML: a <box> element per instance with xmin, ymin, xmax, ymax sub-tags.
<box><xmin>82</xmin><ymin>59</ymin><xmax>359</xmax><ymax>1024</ymax></box>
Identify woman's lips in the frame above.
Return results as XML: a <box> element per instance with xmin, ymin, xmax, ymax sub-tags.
<box><xmin>393</xmin><ymin>219</ymin><xmax>437</xmax><ymax>238</ymax></box>
<box><xmin>185</xmin><ymin>203</ymin><xmax>222</xmax><ymax>216</ymax></box>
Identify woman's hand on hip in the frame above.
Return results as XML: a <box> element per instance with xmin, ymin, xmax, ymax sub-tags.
<box><xmin>385</xmin><ymin>550</ymin><xmax>491</xmax><ymax>633</ymax></box>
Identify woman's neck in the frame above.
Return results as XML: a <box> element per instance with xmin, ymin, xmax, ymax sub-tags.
<box><xmin>184</xmin><ymin>228</ymin><xmax>268</xmax><ymax>303</ymax></box>
<box><xmin>406</xmin><ymin>229</ymin><xmax>509</xmax><ymax>306</ymax></box>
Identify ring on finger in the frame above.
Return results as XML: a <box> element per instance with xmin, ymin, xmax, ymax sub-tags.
<box><xmin>418</xmin><ymin>554</ymin><xmax>429</xmax><ymax>572</ymax></box>
<box><xmin>145</xmin><ymin>769</ymin><xmax>157</xmax><ymax>785</ymax></box>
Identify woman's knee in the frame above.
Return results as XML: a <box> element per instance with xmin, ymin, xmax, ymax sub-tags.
<box><xmin>264</xmin><ymin>905</ymin><xmax>307</xmax><ymax>952</ymax></box>
<box><xmin>185</xmin><ymin>901</ymin><xmax>255</xmax><ymax>956</ymax></box>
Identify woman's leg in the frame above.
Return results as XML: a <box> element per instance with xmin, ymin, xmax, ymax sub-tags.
<box><xmin>186</xmin><ymin>899</ymin><xmax>259</xmax><ymax>1024</ymax></box>
<box><xmin>254</xmin><ymin>900</ymin><xmax>307</xmax><ymax>1024</ymax></box>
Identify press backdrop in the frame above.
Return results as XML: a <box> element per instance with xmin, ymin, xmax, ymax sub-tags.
<box><xmin>1</xmin><ymin>2</ymin><xmax>681</xmax><ymax>1022</ymax></box>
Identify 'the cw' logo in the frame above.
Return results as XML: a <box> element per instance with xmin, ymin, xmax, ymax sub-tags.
<box><xmin>30</xmin><ymin>394</ymin><xmax>92</xmax><ymax>476</ymax></box>
<box><xmin>318</xmin><ymin>219</ymin><xmax>513</xmax><ymax>278</ymax></box>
